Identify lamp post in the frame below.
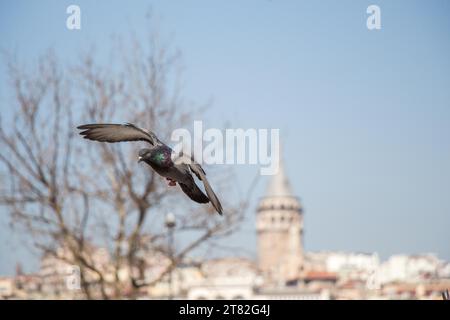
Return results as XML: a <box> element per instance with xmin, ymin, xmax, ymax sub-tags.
<box><xmin>165</xmin><ymin>212</ymin><xmax>176</xmax><ymax>300</ymax></box>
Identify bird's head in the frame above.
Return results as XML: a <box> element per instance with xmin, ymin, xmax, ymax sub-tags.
<box><xmin>138</xmin><ymin>147</ymin><xmax>172</xmax><ymax>167</ymax></box>
<box><xmin>138</xmin><ymin>148</ymin><xmax>152</xmax><ymax>163</ymax></box>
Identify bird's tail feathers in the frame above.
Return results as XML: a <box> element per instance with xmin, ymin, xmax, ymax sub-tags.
<box><xmin>201</xmin><ymin>177</ymin><xmax>223</xmax><ymax>215</ymax></box>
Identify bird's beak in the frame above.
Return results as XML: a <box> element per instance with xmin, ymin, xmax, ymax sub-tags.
<box><xmin>138</xmin><ymin>156</ymin><xmax>143</xmax><ymax>163</ymax></box>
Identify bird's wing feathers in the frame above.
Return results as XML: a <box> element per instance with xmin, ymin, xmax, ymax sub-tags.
<box><xmin>77</xmin><ymin>123</ymin><xmax>162</xmax><ymax>146</ymax></box>
<box><xmin>173</xmin><ymin>152</ymin><xmax>223</xmax><ymax>215</ymax></box>
<box><xmin>179</xmin><ymin>182</ymin><xmax>210</xmax><ymax>204</ymax></box>
<box><xmin>192</xmin><ymin>165</ymin><xmax>223</xmax><ymax>215</ymax></box>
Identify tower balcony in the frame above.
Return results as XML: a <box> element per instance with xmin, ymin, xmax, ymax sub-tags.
<box><xmin>257</xmin><ymin>196</ymin><xmax>303</xmax><ymax>213</ymax></box>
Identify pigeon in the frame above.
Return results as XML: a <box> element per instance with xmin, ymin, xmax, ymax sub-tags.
<box><xmin>77</xmin><ymin>123</ymin><xmax>223</xmax><ymax>215</ymax></box>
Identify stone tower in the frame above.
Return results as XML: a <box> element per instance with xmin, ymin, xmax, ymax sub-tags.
<box><xmin>256</xmin><ymin>158</ymin><xmax>304</xmax><ymax>283</ymax></box>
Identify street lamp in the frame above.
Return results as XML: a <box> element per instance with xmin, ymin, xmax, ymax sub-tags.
<box><xmin>165</xmin><ymin>212</ymin><xmax>176</xmax><ymax>300</ymax></box>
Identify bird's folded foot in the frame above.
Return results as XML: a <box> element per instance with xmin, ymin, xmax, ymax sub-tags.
<box><xmin>166</xmin><ymin>177</ymin><xmax>177</xmax><ymax>186</ymax></box>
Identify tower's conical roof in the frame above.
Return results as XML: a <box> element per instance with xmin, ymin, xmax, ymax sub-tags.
<box><xmin>258</xmin><ymin>148</ymin><xmax>302</xmax><ymax>214</ymax></box>
<box><xmin>264</xmin><ymin>157</ymin><xmax>294</xmax><ymax>197</ymax></box>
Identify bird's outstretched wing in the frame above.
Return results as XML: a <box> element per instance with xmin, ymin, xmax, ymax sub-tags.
<box><xmin>77</xmin><ymin>123</ymin><xmax>162</xmax><ymax>146</ymax></box>
<box><xmin>173</xmin><ymin>151</ymin><xmax>223</xmax><ymax>215</ymax></box>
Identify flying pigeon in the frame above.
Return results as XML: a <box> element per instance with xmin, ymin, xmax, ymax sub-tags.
<box><xmin>77</xmin><ymin>123</ymin><xmax>223</xmax><ymax>215</ymax></box>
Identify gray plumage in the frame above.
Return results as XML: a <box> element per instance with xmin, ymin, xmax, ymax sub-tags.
<box><xmin>77</xmin><ymin>123</ymin><xmax>223</xmax><ymax>215</ymax></box>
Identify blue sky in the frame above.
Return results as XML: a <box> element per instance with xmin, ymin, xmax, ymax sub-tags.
<box><xmin>1</xmin><ymin>0</ymin><xmax>450</xmax><ymax>275</ymax></box>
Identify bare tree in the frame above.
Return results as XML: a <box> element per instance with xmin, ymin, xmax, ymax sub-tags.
<box><xmin>0</xmin><ymin>28</ymin><xmax>248</xmax><ymax>299</ymax></box>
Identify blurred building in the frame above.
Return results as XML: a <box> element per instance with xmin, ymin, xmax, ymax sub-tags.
<box><xmin>186</xmin><ymin>258</ymin><xmax>258</xmax><ymax>300</ymax></box>
<box><xmin>374</xmin><ymin>254</ymin><xmax>443</xmax><ymax>284</ymax></box>
<box><xmin>0</xmin><ymin>277</ymin><xmax>14</xmax><ymax>298</ymax></box>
